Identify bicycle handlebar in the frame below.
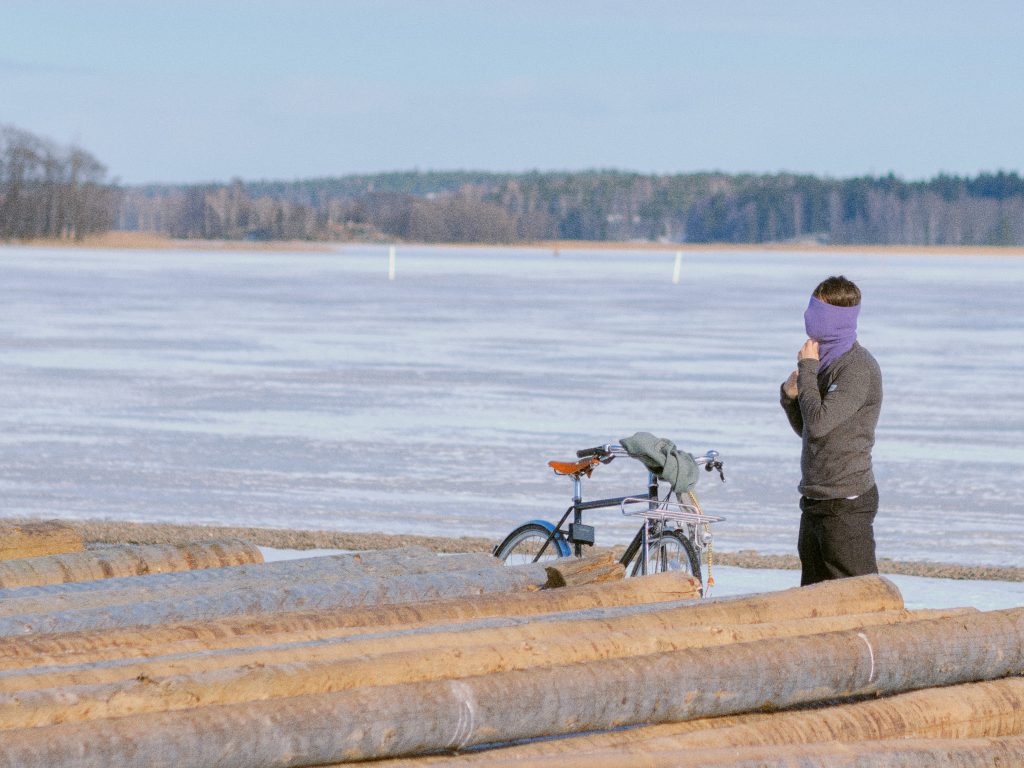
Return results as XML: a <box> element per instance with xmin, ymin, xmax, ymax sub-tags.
<box><xmin>576</xmin><ymin>444</ymin><xmax>721</xmax><ymax>467</ymax></box>
<box><xmin>570</xmin><ymin>443</ymin><xmax>725</xmax><ymax>482</ymax></box>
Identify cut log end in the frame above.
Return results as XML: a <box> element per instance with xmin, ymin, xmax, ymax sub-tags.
<box><xmin>543</xmin><ymin>552</ymin><xmax>625</xmax><ymax>589</ymax></box>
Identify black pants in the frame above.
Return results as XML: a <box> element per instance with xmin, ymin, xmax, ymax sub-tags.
<box><xmin>798</xmin><ymin>485</ymin><xmax>879</xmax><ymax>586</ymax></box>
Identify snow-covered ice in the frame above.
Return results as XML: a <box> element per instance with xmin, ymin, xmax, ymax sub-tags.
<box><xmin>2</xmin><ymin>244</ymin><xmax>1022</xmax><ymax>573</ymax></box>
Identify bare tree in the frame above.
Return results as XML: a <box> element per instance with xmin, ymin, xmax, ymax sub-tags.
<box><xmin>1</xmin><ymin>125</ymin><xmax>118</xmax><ymax>240</ymax></box>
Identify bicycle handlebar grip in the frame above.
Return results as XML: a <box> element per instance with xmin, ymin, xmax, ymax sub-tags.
<box><xmin>576</xmin><ymin>445</ymin><xmax>606</xmax><ymax>458</ymax></box>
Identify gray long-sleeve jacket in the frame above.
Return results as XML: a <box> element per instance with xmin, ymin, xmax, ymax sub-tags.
<box><xmin>780</xmin><ymin>342</ymin><xmax>882</xmax><ymax>500</ymax></box>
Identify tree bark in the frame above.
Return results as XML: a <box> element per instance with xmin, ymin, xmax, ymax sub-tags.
<box><xmin>2</xmin><ymin>598</ymin><xmax>1015</xmax><ymax>767</ymax></box>
<box><xmin>402</xmin><ymin>676</ymin><xmax>1024</xmax><ymax>766</ymax></box>
<box><xmin>0</xmin><ymin>562</ymin><xmax>549</xmax><ymax>637</ymax></box>
<box><xmin>0</xmin><ymin>539</ymin><xmax>263</xmax><ymax>589</ymax></box>
<box><xmin>0</xmin><ymin>609</ymin><xmax>947</xmax><ymax>729</ymax></box>
<box><xmin>0</xmin><ymin>521</ymin><xmax>82</xmax><ymax>560</ymax></box>
<box><xmin>0</xmin><ymin>574</ymin><xmax>898</xmax><ymax>680</ymax></box>
<box><xmin>0</xmin><ymin>547</ymin><xmax>498</xmax><ymax>618</ymax></box>
<box><xmin>0</xmin><ymin>571</ymin><xmax>700</xmax><ymax>671</ymax></box>
<box><xmin>543</xmin><ymin>552</ymin><xmax>625</xmax><ymax>588</ymax></box>
<box><xmin>452</xmin><ymin>736</ymin><xmax>1024</xmax><ymax>768</ymax></box>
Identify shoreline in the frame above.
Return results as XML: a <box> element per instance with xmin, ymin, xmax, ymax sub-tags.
<box><xmin>5</xmin><ymin>231</ymin><xmax>1024</xmax><ymax>257</ymax></box>
<box><xmin>24</xmin><ymin>518</ymin><xmax>1024</xmax><ymax>583</ymax></box>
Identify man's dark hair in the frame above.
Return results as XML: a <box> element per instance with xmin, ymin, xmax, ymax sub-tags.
<box><xmin>813</xmin><ymin>275</ymin><xmax>861</xmax><ymax>307</ymax></box>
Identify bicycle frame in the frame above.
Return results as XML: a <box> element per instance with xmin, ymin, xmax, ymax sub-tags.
<box><xmin>524</xmin><ymin>469</ymin><xmax>662</xmax><ymax>563</ymax></box>
<box><xmin>494</xmin><ymin>443</ymin><xmax>725</xmax><ymax>591</ymax></box>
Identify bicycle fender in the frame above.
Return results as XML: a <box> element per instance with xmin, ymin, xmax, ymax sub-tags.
<box><xmin>523</xmin><ymin>519</ymin><xmax>572</xmax><ymax>557</ymax></box>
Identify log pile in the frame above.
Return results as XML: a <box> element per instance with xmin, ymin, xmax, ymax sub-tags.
<box><xmin>0</xmin><ymin>519</ymin><xmax>83</xmax><ymax>560</ymax></box>
<box><xmin>0</xmin><ymin>538</ymin><xmax>264</xmax><ymax>589</ymax></box>
<box><xmin>0</xmin><ymin>540</ymin><xmax>1020</xmax><ymax>768</ymax></box>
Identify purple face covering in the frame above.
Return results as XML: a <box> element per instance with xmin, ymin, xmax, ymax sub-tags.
<box><xmin>804</xmin><ymin>296</ymin><xmax>859</xmax><ymax>371</ymax></box>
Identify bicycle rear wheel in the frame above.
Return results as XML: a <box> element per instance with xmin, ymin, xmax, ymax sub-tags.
<box><xmin>493</xmin><ymin>522</ymin><xmax>570</xmax><ymax>566</ymax></box>
<box><xmin>622</xmin><ymin>529</ymin><xmax>702</xmax><ymax>583</ymax></box>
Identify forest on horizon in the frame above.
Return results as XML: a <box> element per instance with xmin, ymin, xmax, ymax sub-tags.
<box><xmin>4</xmin><ymin>123</ymin><xmax>1024</xmax><ymax>246</ymax></box>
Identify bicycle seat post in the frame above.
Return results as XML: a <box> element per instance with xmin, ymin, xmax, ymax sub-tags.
<box><xmin>572</xmin><ymin>475</ymin><xmax>584</xmax><ymax>556</ymax></box>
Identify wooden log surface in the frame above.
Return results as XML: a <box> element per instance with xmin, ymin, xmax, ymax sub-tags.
<box><xmin>0</xmin><ymin>609</ymin><xmax>959</xmax><ymax>728</ymax></box>
<box><xmin>0</xmin><ymin>608</ymin><xmax>957</xmax><ymax>697</ymax></box>
<box><xmin>0</xmin><ymin>547</ymin><xmax>498</xmax><ymax>617</ymax></box>
<box><xmin>2</xmin><ymin>603</ymin><xmax>1018</xmax><ymax>767</ymax></box>
<box><xmin>393</xmin><ymin>676</ymin><xmax>1024</xmax><ymax>766</ymax></box>
<box><xmin>543</xmin><ymin>552</ymin><xmax>623</xmax><ymax>588</ymax></box>
<box><xmin>0</xmin><ymin>539</ymin><xmax>263</xmax><ymax>589</ymax></box>
<box><xmin>0</xmin><ymin>575</ymin><xmax>899</xmax><ymax>683</ymax></box>
<box><xmin>0</xmin><ymin>521</ymin><xmax>83</xmax><ymax>560</ymax></box>
<box><xmin>414</xmin><ymin>736</ymin><xmax>1024</xmax><ymax>768</ymax></box>
<box><xmin>0</xmin><ymin>571</ymin><xmax>700</xmax><ymax>671</ymax></box>
<box><xmin>0</xmin><ymin>561</ymin><xmax>550</xmax><ymax>637</ymax></box>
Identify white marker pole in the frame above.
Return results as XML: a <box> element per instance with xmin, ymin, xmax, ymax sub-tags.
<box><xmin>388</xmin><ymin>245</ymin><xmax>396</xmax><ymax>281</ymax></box>
<box><xmin>671</xmin><ymin>250</ymin><xmax>682</xmax><ymax>284</ymax></box>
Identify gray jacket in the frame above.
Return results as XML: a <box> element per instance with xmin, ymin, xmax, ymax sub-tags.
<box><xmin>780</xmin><ymin>342</ymin><xmax>882</xmax><ymax>500</ymax></box>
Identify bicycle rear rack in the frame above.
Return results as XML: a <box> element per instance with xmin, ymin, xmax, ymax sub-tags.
<box><xmin>620</xmin><ymin>497</ymin><xmax>726</xmax><ymax>526</ymax></box>
<box><xmin>620</xmin><ymin>497</ymin><xmax>726</xmax><ymax>576</ymax></box>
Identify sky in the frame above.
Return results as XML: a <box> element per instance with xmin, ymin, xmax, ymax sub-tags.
<box><xmin>2</xmin><ymin>0</ymin><xmax>1023</xmax><ymax>185</ymax></box>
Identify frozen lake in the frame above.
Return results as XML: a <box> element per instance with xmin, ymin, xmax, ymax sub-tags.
<box><xmin>1</xmin><ymin>243</ymin><xmax>1022</xmax><ymax>567</ymax></box>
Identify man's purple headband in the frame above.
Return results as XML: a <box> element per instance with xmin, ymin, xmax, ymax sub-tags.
<box><xmin>804</xmin><ymin>296</ymin><xmax>859</xmax><ymax>371</ymax></box>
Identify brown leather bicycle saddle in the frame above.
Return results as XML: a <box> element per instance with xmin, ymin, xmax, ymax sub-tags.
<box><xmin>548</xmin><ymin>457</ymin><xmax>600</xmax><ymax>477</ymax></box>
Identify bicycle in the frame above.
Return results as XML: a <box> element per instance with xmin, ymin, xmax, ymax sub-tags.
<box><xmin>492</xmin><ymin>441</ymin><xmax>726</xmax><ymax>594</ymax></box>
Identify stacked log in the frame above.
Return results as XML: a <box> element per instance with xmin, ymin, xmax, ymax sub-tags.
<box><xmin>0</xmin><ymin>520</ymin><xmax>83</xmax><ymax>560</ymax></box>
<box><xmin>0</xmin><ymin>545</ymin><xmax>498</xmax><ymax>617</ymax></box>
<box><xmin>0</xmin><ymin>548</ymin><xmax>550</xmax><ymax>636</ymax></box>
<box><xmin>0</xmin><ymin>607</ymin><xmax>959</xmax><ymax>730</ymax></box>
<box><xmin>3</xmin><ymin>604</ymin><xmax>1024</xmax><ymax>767</ymax></box>
<box><xmin>439</xmin><ymin>735</ymin><xmax>1024</xmax><ymax>768</ymax></box>
<box><xmin>0</xmin><ymin>538</ymin><xmax>264</xmax><ymax>589</ymax></box>
<box><xmin>543</xmin><ymin>551</ymin><xmax>624</xmax><ymax>587</ymax></box>
<box><xmin>399</xmin><ymin>676</ymin><xmax>1024</xmax><ymax>766</ymax></box>
<box><xmin>0</xmin><ymin>537</ymin><xmax>1021</xmax><ymax>768</ymax></box>
<box><xmin>0</xmin><ymin>568</ymin><xmax>700</xmax><ymax>669</ymax></box>
<box><xmin>0</xmin><ymin>561</ymin><xmax>895</xmax><ymax>675</ymax></box>
<box><xmin>0</xmin><ymin>563</ymin><xmax>557</xmax><ymax>636</ymax></box>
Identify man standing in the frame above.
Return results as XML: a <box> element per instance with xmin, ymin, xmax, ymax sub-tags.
<box><xmin>780</xmin><ymin>275</ymin><xmax>883</xmax><ymax>585</ymax></box>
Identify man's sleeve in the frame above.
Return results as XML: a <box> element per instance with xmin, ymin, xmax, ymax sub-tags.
<box><xmin>780</xmin><ymin>384</ymin><xmax>803</xmax><ymax>437</ymax></box>
<box><xmin>796</xmin><ymin>358</ymin><xmax>870</xmax><ymax>439</ymax></box>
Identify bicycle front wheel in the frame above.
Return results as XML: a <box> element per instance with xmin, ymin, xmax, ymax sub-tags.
<box><xmin>624</xmin><ymin>529</ymin><xmax>702</xmax><ymax>583</ymax></box>
<box><xmin>493</xmin><ymin>522</ymin><xmax>570</xmax><ymax>566</ymax></box>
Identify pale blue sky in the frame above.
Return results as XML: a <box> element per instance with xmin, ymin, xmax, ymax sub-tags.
<box><xmin>2</xmin><ymin>0</ymin><xmax>1022</xmax><ymax>184</ymax></box>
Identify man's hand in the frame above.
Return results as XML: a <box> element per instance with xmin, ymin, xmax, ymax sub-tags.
<box><xmin>798</xmin><ymin>339</ymin><xmax>820</xmax><ymax>362</ymax></box>
<box><xmin>783</xmin><ymin>369</ymin><xmax>799</xmax><ymax>399</ymax></box>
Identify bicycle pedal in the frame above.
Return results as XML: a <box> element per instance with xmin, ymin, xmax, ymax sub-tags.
<box><xmin>568</xmin><ymin>523</ymin><xmax>595</xmax><ymax>546</ymax></box>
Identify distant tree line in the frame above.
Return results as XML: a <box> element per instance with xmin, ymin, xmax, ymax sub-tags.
<box><xmin>5</xmin><ymin>123</ymin><xmax>1022</xmax><ymax>246</ymax></box>
<box><xmin>120</xmin><ymin>169</ymin><xmax>1024</xmax><ymax>246</ymax></box>
<box><xmin>0</xmin><ymin>125</ymin><xmax>119</xmax><ymax>240</ymax></box>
